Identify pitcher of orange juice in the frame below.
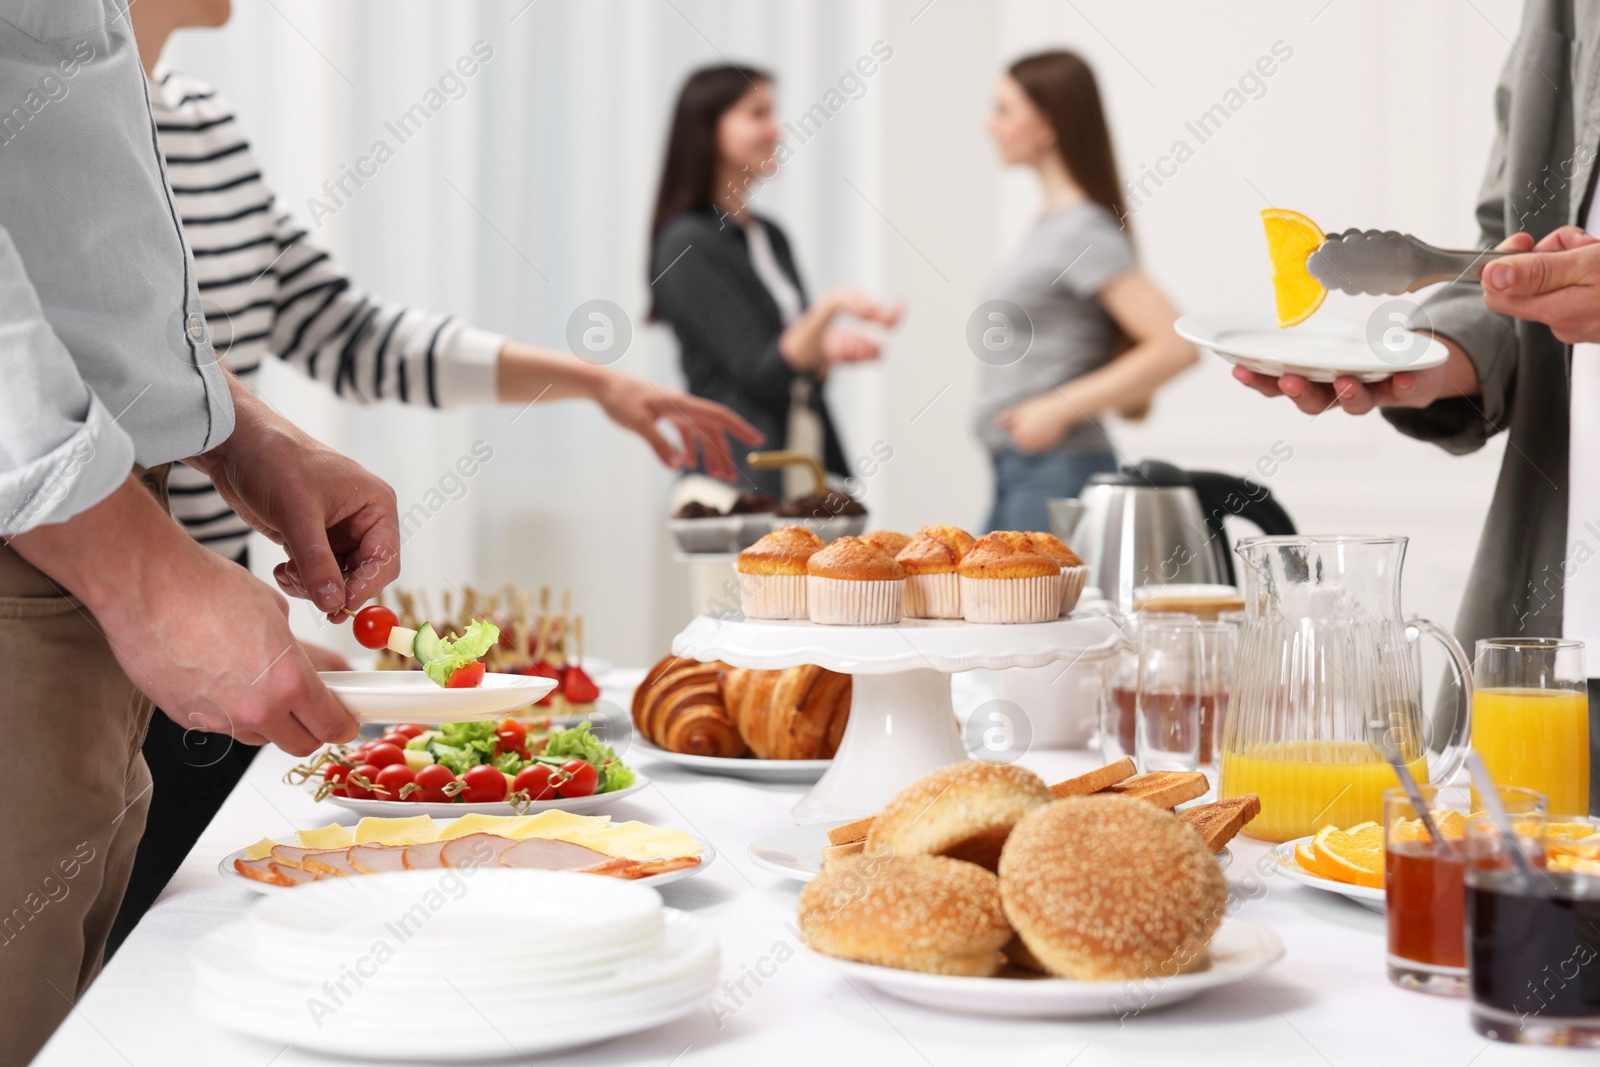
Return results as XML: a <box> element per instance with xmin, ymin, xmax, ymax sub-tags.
<box><xmin>1219</xmin><ymin>535</ymin><xmax>1473</xmax><ymax>841</ymax></box>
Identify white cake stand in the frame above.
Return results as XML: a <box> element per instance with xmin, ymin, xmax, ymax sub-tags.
<box><xmin>670</xmin><ymin>613</ymin><xmax>1126</xmax><ymax>823</ymax></box>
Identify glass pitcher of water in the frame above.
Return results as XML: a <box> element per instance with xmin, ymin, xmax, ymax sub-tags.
<box><xmin>1218</xmin><ymin>535</ymin><xmax>1473</xmax><ymax>842</ymax></box>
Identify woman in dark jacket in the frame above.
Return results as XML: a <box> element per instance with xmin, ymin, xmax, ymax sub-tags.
<box><xmin>649</xmin><ymin>64</ymin><xmax>902</xmax><ymax>494</ymax></box>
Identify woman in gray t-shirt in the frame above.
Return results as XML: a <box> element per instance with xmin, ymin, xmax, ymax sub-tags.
<box><xmin>975</xmin><ymin>51</ymin><xmax>1196</xmax><ymax>531</ymax></box>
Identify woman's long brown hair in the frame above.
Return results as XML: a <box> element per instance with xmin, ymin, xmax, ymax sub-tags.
<box><xmin>1008</xmin><ymin>50</ymin><xmax>1129</xmax><ymax>233</ymax></box>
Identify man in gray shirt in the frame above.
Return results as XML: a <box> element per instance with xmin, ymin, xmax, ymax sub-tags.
<box><xmin>0</xmin><ymin>5</ymin><xmax>399</xmax><ymax>1061</ymax></box>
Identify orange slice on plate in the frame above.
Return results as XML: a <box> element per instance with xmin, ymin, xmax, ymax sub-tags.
<box><xmin>1261</xmin><ymin>208</ymin><xmax>1328</xmax><ymax>328</ymax></box>
<box><xmin>1312</xmin><ymin>823</ymin><xmax>1384</xmax><ymax>889</ymax></box>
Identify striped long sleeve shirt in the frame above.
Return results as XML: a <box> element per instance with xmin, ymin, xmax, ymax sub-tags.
<box><xmin>151</xmin><ymin>66</ymin><xmax>504</xmax><ymax>560</ymax></box>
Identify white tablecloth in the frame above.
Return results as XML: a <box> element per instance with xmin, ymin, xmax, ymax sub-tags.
<box><xmin>35</xmin><ymin>673</ymin><xmax>1576</xmax><ymax>1067</ymax></box>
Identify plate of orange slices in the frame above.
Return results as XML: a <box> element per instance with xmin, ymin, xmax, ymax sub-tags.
<box><xmin>1268</xmin><ymin>823</ymin><xmax>1387</xmax><ymax>911</ymax></box>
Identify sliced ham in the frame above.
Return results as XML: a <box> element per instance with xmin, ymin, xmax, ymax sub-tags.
<box><xmin>497</xmin><ymin>837</ymin><xmax>617</xmax><ymax>871</ymax></box>
<box><xmin>267</xmin><ymin>845</ymin><xmax>319</xmax><ymax>871</ymax></box>
<box><xmin>270</xmin><ymin>862</ymin><xmax>322</xmax><ymax>885</ymax></box>
<box><xmin>271</xmin><ymin>844</ymin><xmax>358</xmax><ymax>877</ymax></box>
<box><xmin>233</xmin><ymin>857</ymin><xmax>324</xmax><ymax>886</ymax></box>
<box><xmin>402</xmin><ymin>840</ymin><xmax>450</xmax><ymax>870</ymax></box>
<box><xmin>346</xmin><ymin>844</ymin><xmax>410</xmax><ymax>875</ymax></box>
<box><xmin>440</xmin><ymin>833</ymin><xmax>518</xmax><ymax>869</ymax></box>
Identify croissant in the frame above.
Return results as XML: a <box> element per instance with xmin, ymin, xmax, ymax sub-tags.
<box><xmin>724</xmin><ymin>664</ymin><xmax>852</xmax><ymax>760</ymax></box>
<box><xmin>631</xmin><ymin>656</ymin><xmax>747</xmax><ymax>758</ymax></box>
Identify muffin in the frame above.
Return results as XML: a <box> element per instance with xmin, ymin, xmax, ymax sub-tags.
<box><xmin>806</xmin><ymin>536</ymin><xmax>905</xmax><ymax>625</ymax></box>
<box><xmin>1027</xmin><ymin>531</ymin><xmax>1090</xmax><ymax>617</ymax></box>
<box><xmin>736</xmin><ymin>526</ymin><xmax>825</xmax><ymax>620</ymax></box>
<box><xmin>957</xmin><ymin>533</ymin><xmax>1062</xmax><ymax>624</ymax></box>
<box><xmin>727</xmin><ymin>491</ymin><xmax>780</xmax><ymax>515</ymax></box>
<box><xmin>896</xmin><ymin>525</ymin><xmax>977</xmax><ymax>619</ymax></box>
<box><xmin>861</xmin><ymin>529</ymin><xmax>912</xmax><ymax>558</ymax></box>
<box><xmin>778</xmin><ymin>490</ymin><xmax>867</xmax><ymax>519</ymax></box>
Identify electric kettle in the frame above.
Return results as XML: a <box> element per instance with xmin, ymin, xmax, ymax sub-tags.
<box><xmin>1048</xmin><ymin>459</ymin><xmax>1296</xmax><ymax>611</ymax></box>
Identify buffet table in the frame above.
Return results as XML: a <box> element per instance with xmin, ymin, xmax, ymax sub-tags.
<box><xmin>35</xmin><ymin>671</ymin><xmax>1572</xmax><ymax>1067</ymax></box>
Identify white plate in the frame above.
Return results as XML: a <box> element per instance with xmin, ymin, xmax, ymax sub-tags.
<box><xmin>314</xmin><ymin>772</ymin><xmax>650</xmax><ymax>819</ymax></box>
<box><xmin>635</xmin><ymin>739</ymin><xmax>830</xmax><ymax>783</ymax></box>
<box><xmin>1267</xmin><ymin>838</ymin><xmax>1386</xmax><ymax>911</ymax></box>
<box><xmin>750</xmin><ymin>823</ymin><xmax>1230</xmax><ymax>883</ymax></box>
<box><xmin>219</xmin><ymin>819</ymin><xmax>714</xmax><ymax>896</ymax></box>
<box><xmin>1177</xmin><ymin>312</ymin><xmax>1449</xmax><ymax>384</ymax></box>
<box><xmin>319</xmin><ymin>670</ymin><xmax>557</xmax><ymax>724</ymax></box>
<box><xmin>808</xmin><ymin>918</ymin><xmax>1282</xmax><ymax>1017</ymax></box>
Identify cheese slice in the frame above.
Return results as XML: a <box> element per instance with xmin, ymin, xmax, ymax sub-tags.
<box><xmin>352</xmin><ymin>815</ymin><xmax>438</xmax><ymax>846</ymax></box>
<box><xmin>563</xmin><ymin>821</ymin><xmax>701</xmax><ymax>861</ymax></box>
<box><xmin>243</xmin><ymin>837</ymin><xmax>278</xmax><ymax>861</ymax></box>
<box><xmin>508</xmin><ymin>810</ymin><xmax>611</xmax><ymax>841</ymax></box>
<box><xmin>433</xmin><ymin>814</ymin><xmax>529</xmax><ymax>841</ymax></box>
<box><xmin>296</xmin><ymin>824</ymin><xmax>355</xmax><ymax>850</ymax></box>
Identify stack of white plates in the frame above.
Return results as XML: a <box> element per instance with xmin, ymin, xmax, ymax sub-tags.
<box><xmin>192</xmin><ymin>869</ymin><xmax>718</xmax><ymax>1059</ymax></box>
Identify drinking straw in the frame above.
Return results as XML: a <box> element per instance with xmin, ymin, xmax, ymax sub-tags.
<box><xmin>1464</xmin><ymin>751</ymin><xmax>1540</xmax><ymax>885</ymax></box>
<box><xmin>1379</xmin><ymin>733</ymin><xmax>1454</xmax><ymax>857</ymax></box>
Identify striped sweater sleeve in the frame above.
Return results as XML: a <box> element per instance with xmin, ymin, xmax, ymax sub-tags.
<box><xmin>266</xmin><ymin>207</ymin><xmax>504</xmax><ymax>407</ymax></box>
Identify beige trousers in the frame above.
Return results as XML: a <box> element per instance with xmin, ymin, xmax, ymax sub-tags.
<box><xmin>0</xmin><ymin>467</ymin><xmax>166</xmax><ymax>1067</ymax></box>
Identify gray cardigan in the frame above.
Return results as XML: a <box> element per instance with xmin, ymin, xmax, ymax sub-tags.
<box><xmin>1384</xmin><ymin>0</ymin><xmax>1595</xmax><ymax>649</ymax></box>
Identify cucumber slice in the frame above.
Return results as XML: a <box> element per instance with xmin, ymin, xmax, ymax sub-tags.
<box><xmin>413</xmin><ymin>623</ymin><xmax>443</xmax><ymax>665</ymax></box>
<box><xmin>386</xmin><ymin>625</ymin><xmax>418</xmax><ymax>658</ymax></box>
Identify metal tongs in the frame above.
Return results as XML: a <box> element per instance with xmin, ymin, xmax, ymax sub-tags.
<box><xmin>1307</xmin><ymin>228</ymin><xmax>1512</xmax><ymax>296</ymax></box>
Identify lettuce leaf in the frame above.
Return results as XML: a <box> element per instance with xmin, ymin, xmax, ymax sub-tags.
<box><xmin>426</xmin><ymin>741</ymin><xmax>479</xmax><ymax>776</ymax></box>
<box><xmin>422</xmin><ymin>620</ymin><xmax>501</xmax><ymax>687</ymax></box>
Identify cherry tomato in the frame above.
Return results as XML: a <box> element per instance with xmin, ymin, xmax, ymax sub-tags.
<box><xmin>555</xmin><ymin>759</ymin><xmax>598</xmax><ymax>798</ymax></box>
<box><xmin>351</xmin><ymin>604</ymin><xmax>398</xmax><ymax>650</ymax></box>
<box><xmin>446</xmin><ymin>662</ymin><xmax>486</xmax><ymax>689</ymax></box>
<box><xmin>344</xmin><ymin>763</ymin><xmax>382</xmax><ymax>801</ymax></box>
<box><xmin>494</xmin><ymin>719</ymin><xmax>528</xmax><ymax>754</ymax></box>
<box><xmin>562</xmin><ymin>665</ymin><xmax>601</xmax><ymax>704</ymax></box>
<box><xmin>374</xmin><ymin>763</ymin><xmax>415</xmax><ymax>800</ymax></box>
<box><xmin>323</xmin><ymin>761</ymin><xmax>353</xmax><ymax>797</ymax></box>
<box><xmin>412</xmin><ymin>764</ymin><xmax>456</xmax><ymax>804</ymax></box>
<box><xmin>393</xmin><ymin>724</ymin><xmax>427</xmax><ymax>740</ymax></box>
<box><xmin>512</xmin><ymin>764</ymin><xmax>556</xmax><ymax>802</ymax></box>
<box><xmin>527</xmin><ymin>661</ymin><xmax>562</xmax><ymax>705</ymax></box>
<box><xmin>460</xmin><ymin>764</ymin><xmax>508</xmax><ymax>804</ymax></box>
<box><xmin>364</xmin><ymin>743</ymin><xmax>406</xmax><ymax>769</ymax></box>
<box><xmin>378</xmin><ymin>731</ymin><xmax>411</xmax><ymax>751</ymax></box>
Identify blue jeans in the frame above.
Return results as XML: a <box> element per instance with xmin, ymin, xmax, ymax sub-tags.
<box><xmin>986</xmin><ymin>445</ymin><xmax>1119</xmax><ymax>533</ymax></box>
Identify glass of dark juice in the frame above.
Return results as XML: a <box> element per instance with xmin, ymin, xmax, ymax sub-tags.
<box><xmin>1466</xmin><ymin>809</ymin><xmax>1600</xmax><ymax>1046</ymax></box>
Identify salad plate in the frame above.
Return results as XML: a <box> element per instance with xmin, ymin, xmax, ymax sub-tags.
<box><xmin>750</xmin><ymin>823</ymin><xmax>1232</xmax><ymax>883</ymax></box>
<box><xmin>319</xmin><ymin>670</ymin><xmax>556</xmax><ymax>724</ymax></box>
<box><xmin>219</xmin><ymin>820</ymin><xmax>714</xmax><ymax>896</ymax></box>
<box><xmin>806</xmin><ymin>918</ymin><xmax>1283</xmax><ymax>1017</ymax></box>
<box><xmin>1177</xmin><ymin>312</ymin><xmax>1449</xmax><ymax>384</ymax></box>
<box><xmin>315</xmin><ymin>772</ymin><xmax>650</xmax><ymax>819</ymax></box>
<box><xmin>1267</xmin><ymin>838</ymin><xmax>1385</xmax><ymax>911</ymax></box>
<box><xmin>635</xmin><ymin>739</ymin><xmax>830</xmax><ymax>783</ymax></box>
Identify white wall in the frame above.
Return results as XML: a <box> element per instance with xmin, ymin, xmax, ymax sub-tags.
<box><xmin>165</xmin><ymin>0</ymin><xmax>1524</xmax><ymax>665</ymax></box>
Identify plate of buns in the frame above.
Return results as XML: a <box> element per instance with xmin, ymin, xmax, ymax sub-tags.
<box><xmin>751</xmin><ymin>759</ymin><xmax>1253</xmax><ymax>882</ymax></box>
<box><xmin>790</xmin><ymin>758</ymin><xmax>1282</xmax><ymax>1015</ymax></box>
<box><xmin>629</xmin><ymin>655</ymin><xmax>848</xmax><ymax>782</ymax></box>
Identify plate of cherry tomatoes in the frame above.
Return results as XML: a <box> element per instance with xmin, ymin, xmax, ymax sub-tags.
<box><xmin>291</xmin><ymin>720</ymin><xmax>648</xmax><ymax>818</ymax></box>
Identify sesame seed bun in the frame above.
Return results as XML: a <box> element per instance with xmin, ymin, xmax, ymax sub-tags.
<box><xmin>799</xmin><ymin>853</ymin><xmax>1012</xmax><ymax>976</ymax></box>
<box><xmin>999</xmin><ymin>795</ymin><xmax>1228</xmax><ymax>981</ymax></box>
<box><xmin>866</xmin><ymin>761</ymin><xmax>1052</xmax><ymax>871</ymax></box>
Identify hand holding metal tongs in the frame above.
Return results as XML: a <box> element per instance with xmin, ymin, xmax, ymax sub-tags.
<box><xmin>1307</xmin><ymin>229</ymin><xmax>1513</xmax><ymax>296</ymax></box>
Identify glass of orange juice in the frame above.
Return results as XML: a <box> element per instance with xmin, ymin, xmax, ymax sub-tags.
<box><xmin>1472</xmin><ymin>638</ymin><xmax>1589</xmax><ymax>817</ymax></box>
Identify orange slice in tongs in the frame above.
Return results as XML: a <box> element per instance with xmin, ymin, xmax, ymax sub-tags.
<box><xmin>1261</xmin><ymin>208</ymin><xmax>1328</xmax><ymax>328</ymax></box>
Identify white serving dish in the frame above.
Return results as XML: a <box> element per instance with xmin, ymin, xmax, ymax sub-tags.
<box><xmin>634</xmin><ymin>739</ymin><xmax>829</xmax><ymax>783</ymax></box>
<box><xmin>1267</xmin><ymin>837</ymin><xmax>1386</xmax><ymax>911</ymax></box>
<box><xmin>313</xmin><ymin>772</ymin><xmax>650</xmax><ymax>819</ymax></box>
<box><xmin>318</xmin><ymin>671</ymin><xmax>556</xmax><ymax>724</ymax></box>
<box><xmin>1177</xmin><ymin>312</ymin><xmax>1449</xmax><ymax>383</ymax></box>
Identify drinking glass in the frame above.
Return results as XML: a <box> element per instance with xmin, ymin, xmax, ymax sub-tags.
<box><xmin>1100</xmin><ymin>611</ymin><xmax>1191</xmax><ymax>764</ymax></box>
<box><xmin>1136</xmin><ymin>620</ymin><xmax>1204</xmax><ymax>772</ymax></box>
<box><xmin>1464</xmin><ymin>800</ymin><xmax>1600</xmax><ymax>1046</ymax></box>
<box><xmin>1472</xmin><ymin>638</ymin><xmax>1589</xmax><ymax>817</ymax></box>
<box><xmin>1385</xmin><ymin>785</ymin><xmax>1545</xmax><ymax>997</ymax></box>
<box><xmin>1197</xmin><ymin>619</ymin><xmax>1238</xmax><ymax>769</ymax></box>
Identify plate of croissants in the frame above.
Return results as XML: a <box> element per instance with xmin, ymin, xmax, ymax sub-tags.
<box><xmin>628</xmin><ymin>655</ymin><xmax>848</xmax><ymax>783</ymax></box>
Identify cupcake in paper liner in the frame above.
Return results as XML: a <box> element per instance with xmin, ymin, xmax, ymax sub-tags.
<box><xmin>736</xmin><ymin>525</ymin><xmax>824</xmax><ymax>620</ymax></box>
<box><xmin>806</xmin><ymin>536</ymin><xmax>905</xmax><ymax>625</ymax></box>
<box><xmin>958</xmin><ymin>532</ymin><xmax>1063</xmax><ymax>624</ymax></box>
<box><xmin>1027</xmin><ymin>531</ymin><xmax>1089</xmax><ymax>616</ymax></box>
<box><xmin>895</xmin><ymin>525</ymin><xmax>976</xmax><ymax>619</ymax></box>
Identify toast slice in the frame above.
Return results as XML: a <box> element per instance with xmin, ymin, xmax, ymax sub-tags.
<box><xmin>1048</xmin><ymin>757</ymin><xmax>1136</xmax><ymax>799</ymax></box>
<box><xmin>1179</xmin><ymin>794</ymin><xmax>1261</xmax><ymax>852</ymax></box>
<box><xmin>1101</xmin><ymin>770</ymin><xmax>1209</xmax><ymax>810</ymax></box>
<box><xmin>820</xmin><ymin>840</ymin><xmax>866</xmax><ymax>865</ymax></box>
<box><xmin>825</xmin><ymin>814</ymin><xmax>878</xmax><ymax>847</ymax></box>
